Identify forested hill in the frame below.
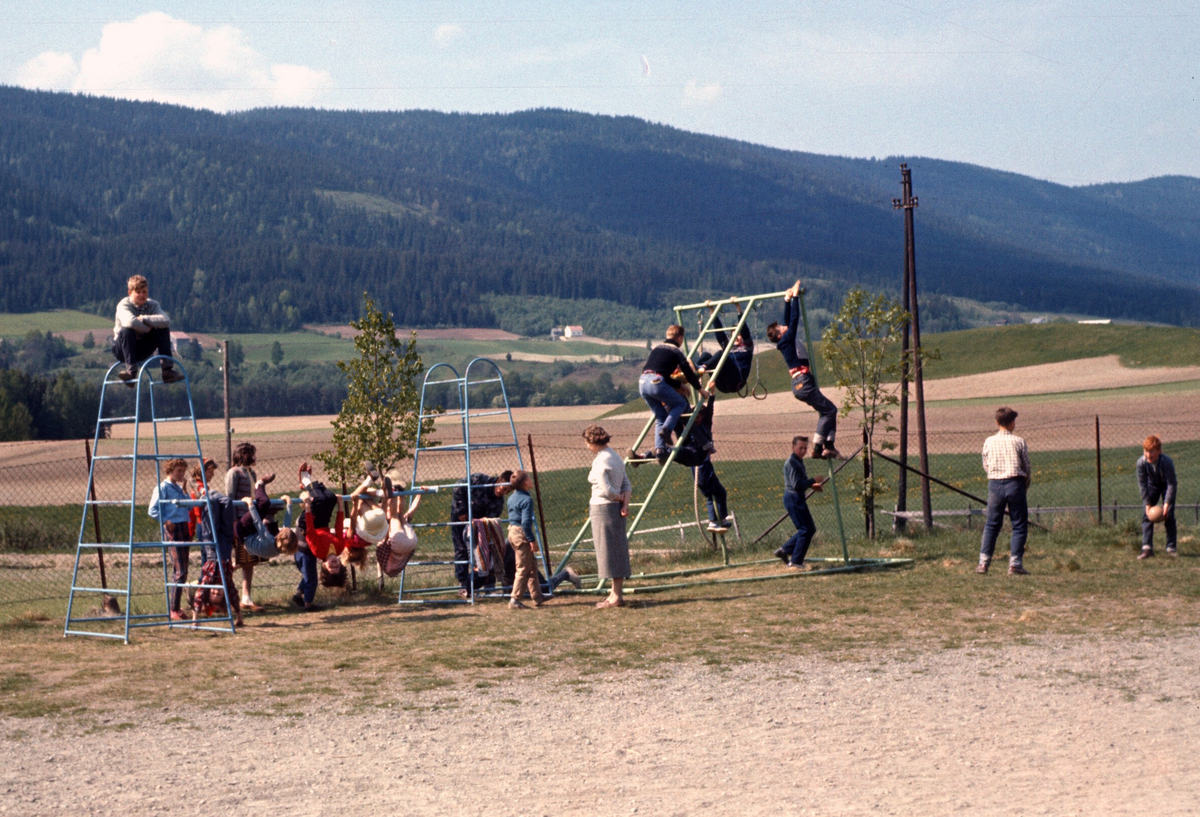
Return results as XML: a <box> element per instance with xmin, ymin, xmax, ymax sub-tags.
<box><xmin>2</xmin><ymin>85</ymin><xmax>1199</xmax><ymax>333</ymax></box>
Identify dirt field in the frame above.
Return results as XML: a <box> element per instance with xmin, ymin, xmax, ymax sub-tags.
<box><xmin>4</xmin><ymin>632</ymin><xmax>1198</xmax><ymax>815</ymax></box>
<box><xmin>306</xmin><ymin>324</ymin><xmax>525</xmax><ymax>341</ymax></box>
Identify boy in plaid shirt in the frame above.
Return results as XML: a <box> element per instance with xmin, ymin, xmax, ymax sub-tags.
<box><xmin>977</xmin><ymin>407</ymin><xmax>1032</xmax><ymax>575</ymax></box>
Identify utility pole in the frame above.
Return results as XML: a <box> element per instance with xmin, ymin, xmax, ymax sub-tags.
<box><xmin>895</xmin><ymin>216</ymin><xmax>911</xmax><ymax>534</ymax></box>
<box><xmin>893</xmin><ymin>163</ymin><xmax>933</xmax><ymax>531</ymax></box>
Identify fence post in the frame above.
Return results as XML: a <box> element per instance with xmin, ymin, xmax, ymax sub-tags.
<box><xmin>1095</xmin><ymin>415</ymin><xmax>1102</xmax><ymax>526</ymax></box>
<box><xmin>1112</xmin><ymin>497</ymin><xmax>1118</xmax><ymax>525</ymax></box>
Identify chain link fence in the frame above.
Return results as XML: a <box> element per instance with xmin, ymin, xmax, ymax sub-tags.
<box><xmin>3</xmin><ymin>409</ymin><xmax>1199</xmax><ymax>620</ymax></box>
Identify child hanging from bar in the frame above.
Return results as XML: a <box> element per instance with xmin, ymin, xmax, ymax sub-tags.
<box><xmin>234</xmin><ymin>474</ymin><xmax>298</xmax><ymax>562</ymax></box>
<box><xmin>695</xmin><ymin>302</ymin><xmax>754</xmax><ymax>394</ymax></box>
<box><xmin>294</xmin><ymin>461</ymin><xmax>340</xmax><ymax>609</ymax></box>
<box><xmin>193</xmin><ymin>470</ymin><xmax>243</xmax><ymax>627</ymax></box>
<box><xmin>376</xmin><ymin>468</ymin><xmax>423</xmax><ymax>590</ymax></box>
<box><xmin>766</xmin><ymin>281</ymin><xmax>840</xmax><ymax>458</ymax></box>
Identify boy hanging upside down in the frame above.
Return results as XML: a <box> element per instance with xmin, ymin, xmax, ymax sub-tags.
<box><xmin>766</xmin><ymin>281</ymin><xmax>839</xmax><ymax>459</ymax></box>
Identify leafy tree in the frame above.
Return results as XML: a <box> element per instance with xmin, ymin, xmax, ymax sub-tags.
<box><xmin>0</xmin><ymin>389</ymin><xmax>34</xmax><ymax>441</ymax></box>
<box><xmin>821</xmin><ymin>288</ymin><xmax>909</xmax><ymax>539</ymax></box>
<box><xmin>316</xmin><ymin>294</ymin><xmax>428</xmax><ymax>484</ymax></box>
<box><xmin>81</xmin><ymin>331</ymin><xmax>95</xmax><ymax>349</ymax></box>
<box><xmin>270</xmin><ymin>341</ymin><xmax>284</xmax><ymax>366</ymax></box>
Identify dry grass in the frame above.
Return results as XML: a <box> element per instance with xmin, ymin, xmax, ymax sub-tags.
<box><xmin>3</xmin><ymin>523</ymin><xmax>1199</xmax><ymax>722</ymax></box>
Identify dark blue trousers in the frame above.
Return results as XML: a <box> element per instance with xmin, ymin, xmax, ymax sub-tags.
<box><xmin>980</xmin><ymin>478</ymin><xmax>1029</xmax><ymax>564</ymax></box>
<box><xmin>694</xmin><ymin>460</ymin><xmax>728</xmax><ymax>523</ymax></box>
<box><xmin>783</xmin><ymin>491</ymin><xmax>816</xmax><ymax>566</ymax></box>
<box><xmin>294</xmin><ymin>548</ymin><xmax>318</xmax><ymax>603</ymax></box>
<box><xmin>1142</xmin><ymin>488</ymin><xmax>1177</xmax><ymax>551</ymax></box>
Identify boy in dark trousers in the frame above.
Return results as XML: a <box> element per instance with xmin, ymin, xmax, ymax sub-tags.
<box><xmin>779</xmin><ymin>435</ymin><xmax>826</xmax><ymax>570</ymax></box>
<box><xmin>112</xmin><ymin>275</ymin><xmax>184</xmax><ymax>384</ymax></box>
<box><xmin>1137</xmin><ymin>435</ymin><xmax>1178</xmax><ymax>559</ymax></box>
<box><xmin>766</xmin><ymin>281</ymin><xmax>839</xmax><ymax>458</ymax></box>
<box><xmin>695</xmin><ymin>306</ymin><xmax>754</xmax><ymax>394</ymax></box>
<box><xmin>638</xmin><ymin>324</ymin><xmax>711</xmax><ymax>462</ymax></box>
<box><xmin>977</xmin><ymin>407</ymin><xmax>1032</xmax><ymax>575</ymax></box>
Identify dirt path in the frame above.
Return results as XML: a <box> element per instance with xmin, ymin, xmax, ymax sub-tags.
<box><xmin>4</xmin><ymin>632</ymin><xmax>1199</xmax><ymax>815</ymax></box>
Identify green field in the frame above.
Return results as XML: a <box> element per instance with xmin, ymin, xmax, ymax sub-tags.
<box><xmin>0</xmin><ymin>310</ymin><xmax>110</xmax><ymax>337</ymax></box>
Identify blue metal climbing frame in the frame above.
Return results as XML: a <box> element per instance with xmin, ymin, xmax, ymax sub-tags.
<box><xmin>64</xmin><ymin>356</ymin><xmax>235</xmax><ymax>643</ymax></box>
<box><xmin>397</xmin><ymin>358</ymin><xmax>552</xmax><ymax>604</ymax></box>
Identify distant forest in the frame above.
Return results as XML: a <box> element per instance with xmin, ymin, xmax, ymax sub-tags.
<box><xmin>2</xmin><ymin>86</ymin><xmax>1200</xmax><ymax>334</ymax></box>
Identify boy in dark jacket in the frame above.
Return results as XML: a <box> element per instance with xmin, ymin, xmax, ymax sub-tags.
<box><xmin>695</xmin><ymin>307</ymin><xmax>754</xmax><ymax>394</ymax></box>
<box><xmin>639</xmin><ymin>325</ymin><xmax>711</xmax><ymax>461</ymax></box>
<box><xmin>1137</xmin><ymin>435</ymin><xmax>1178</xmax><ymax>559</ymax></box>
<box><xmin>766</xmin><ymin>281</ymin><xmax>839</xmax><ymax>458</ymax></box>
<box><xmin>778</xmin><ymin>435</ymin><xmax>826</xmax><ymax>569</ymax></box>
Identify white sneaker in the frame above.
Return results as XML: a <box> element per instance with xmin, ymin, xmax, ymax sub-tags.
<box><xmin>706</xmin><ymin>522</ymin><xmax>729</xmax><ymax>533</ymax></box>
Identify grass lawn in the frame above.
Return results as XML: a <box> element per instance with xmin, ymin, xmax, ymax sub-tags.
<box><xmin>1</xmin><ymin>521</ymin><xmax>1198</xmax><ymax>719</ymax></box>
<box><xmin>0</xmin><ymin>310</ymin><xmax>111</xmax><ymax>338</ymax></box>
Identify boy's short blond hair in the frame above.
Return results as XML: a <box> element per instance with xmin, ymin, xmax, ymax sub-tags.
<box><xmin>127</xmin><ymin>275</ymin><xmax>148</xmax><ymax>293</ymax></box>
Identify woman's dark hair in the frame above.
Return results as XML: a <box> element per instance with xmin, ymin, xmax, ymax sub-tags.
<box><xmin>232</xmin><ymin>442</ymin><xmax>257</xmax><ymax>467</ymax></box>
<box><xmin>583</xmin><ymin>424</ymin><xmax>611</xmax><ymax>446</ymax></box>
<box><xmin>766</xmin><ymin>322</ymin><xmax>782</xmax><ymax>343</ymax></box>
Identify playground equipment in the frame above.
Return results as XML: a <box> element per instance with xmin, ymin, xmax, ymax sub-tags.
<box><xmin>396</xmin><ymin>358</ymin><xmax>553</xmax><ymax>604</ymax></box>
<box><xmin>65</xmin><ymin>357</ymin><xmax>234</xmax><ymax>643</ymax></box>
<box><xmin>552</xmin><ymin>289</ymin><xmax>908</xmax><ymax>592</ymax></box>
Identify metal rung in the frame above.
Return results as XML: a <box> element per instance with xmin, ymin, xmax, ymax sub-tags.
<box><xmin>405</xmin><ymin>560</ymin><xmax>462</xmax><ymax>566</ymax></box>
<box><xmin>84</xmin><ymin>500</ymin><xmax>133</xmax><ymax>506</ymax></box>
<box><xmin>424</xmin><ymin>378</ymin><xmax>464</xmax><ymax>386</ymax></box>
<box><xmin>69</xmin><ymin>586</ymin><xmax>131</xmax><ymax>595</ymax></box>
<box><xmin>100</xmin><ymin>416</ymin><xmax>138</xmax><ymax>423</ymax></box>
<box><xmin>93</xmin><ymin>454</ymin><xmax>201</xmax><ymax>461</ymax></box>
<box><xmin>63</xmin><ymin>630</ymin><xmax>127</xmax><ymax>640</ymax></box>
<box><xmin>466</xmin><ymin>377</ymin><xmax>503</xmax><ymax>385</ymax></box>
<box><xmin>417</xmin><ymin>442</ymin><xmax>517</xmax><ymax>452</ymax></box>
<box><xmin>466</xmin><ymin>410</ymin><xmax>511</xmax><ymax>418</ymax></box>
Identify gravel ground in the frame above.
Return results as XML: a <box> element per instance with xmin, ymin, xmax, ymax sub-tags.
<box><xmin>4</xmin><ymin>632</ymin><xmax>1199</xmax><ymax>816</ymax></box>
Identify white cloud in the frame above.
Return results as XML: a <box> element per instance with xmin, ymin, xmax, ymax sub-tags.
<box><xmin>683</xmin><ymin>80</ymin><xmax>722</xmax><ymax>105</ymax></box>
<box><xmin>433</xmin><ymin>24</ymin><xmax>464</xmax><ymax>49</ymax></box>
<box><xmin>11</xmin><ymin>12</ymin><xmax>333</xmax><ymax>111</ymax></box>
<box><xmin>14</xmin><ymin>51</ymin><xmax>78</xmax><ymax>90</ymax></box>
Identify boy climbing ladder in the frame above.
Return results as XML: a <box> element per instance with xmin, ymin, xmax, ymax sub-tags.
<box><xmin>766</xmin><ymin>281</ymin><xmax>840</xmax><ymax>459</ymax></box>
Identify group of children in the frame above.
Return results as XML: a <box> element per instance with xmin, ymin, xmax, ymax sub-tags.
<box><xmin>150</xmin><ymin>443</ymin><xmax>425</xmax><ymax>625</ymax></box>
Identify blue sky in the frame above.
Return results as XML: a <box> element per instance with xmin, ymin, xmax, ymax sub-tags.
<box><xmin>3</xmin><ymin>0</ymin><xmax>1197</xmax><ymax>185</ymax></box>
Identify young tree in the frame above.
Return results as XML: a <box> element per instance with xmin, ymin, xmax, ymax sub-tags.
<box><xmin>821</xmin><ymin>288</ymin><xmax>909</xmax><ymax>538</ymax></box>
<box><xmin>270</xmin><ymin>341</ymin><xmax>284</xmax><ymax>367</ymax></box>
<box><xmin>316</xmin><ymin>294</ymin><xmax>428</xmax><ymax>484</ymax></box>
<box><xmin>81</xmin><ymin>331</ymin><xmax>95</xmax><ymax>350</ymax></box>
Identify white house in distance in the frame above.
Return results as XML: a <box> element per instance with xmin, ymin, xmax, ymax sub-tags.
<box><xmin>563</xmin><ymin>325</ymin><xmax>586</xmax><ymax>339</ymax></box>
<box><xmin>170</xmin><ymin>331</ymin><xmax>194</xmax><ymax>354</ymax></box>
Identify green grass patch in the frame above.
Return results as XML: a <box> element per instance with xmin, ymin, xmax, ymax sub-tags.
<box><xmin>0</xmin><ymin>310</ymin><xmax>111</xmax><ymax>338</ymax></box>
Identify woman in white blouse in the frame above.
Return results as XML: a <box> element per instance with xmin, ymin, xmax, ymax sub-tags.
<box><xmin>584</xmin><ymin>424</ymin><xmax>632</xmax><ymax>608</ymax></box>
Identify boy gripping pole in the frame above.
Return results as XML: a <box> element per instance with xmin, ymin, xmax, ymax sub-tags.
<box><xmin>766</xmin><ymin>281</ymin><xmax>839</xmax><ymax>459</ymax></box>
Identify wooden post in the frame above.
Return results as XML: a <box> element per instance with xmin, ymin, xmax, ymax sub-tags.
<box><xmin>222</xmin><ymin>341</ymin><xmax>232</xmax><ymax>469</ymax></box>
<box><xmin>862</xmin><ymin>428</ymin><xmax>874</xmax><ymax>538</ymax></box>
<box><xmin>1095</xmin><ymin>415</ymin><xmax>1103</xmax><ymax>526</ymax></box>
<box><xmin>83</xmin><ymin>440</ymin><xmax>107</xmax><ymax>589</ymax></box>
<box><xmin>526</xmin><ymin>435</ymin><xmax>554</xmax><ymax>578</ymax></box>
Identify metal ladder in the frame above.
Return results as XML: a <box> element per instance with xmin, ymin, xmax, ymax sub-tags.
<box><xmin>65</xmin><ymin>355</ymin><xmax>235</xmax><ymax>642</ymax></box>
<box><xmin>397</xmin><ymin>358</ymin><xmax>551</xmax><ymax>604</ymax></box>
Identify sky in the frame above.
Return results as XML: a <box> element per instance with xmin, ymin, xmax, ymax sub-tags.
<box><xmin>2</xmin><ymin>0</ymin><xmax>1198</xmax><ymax>186</ymax></box>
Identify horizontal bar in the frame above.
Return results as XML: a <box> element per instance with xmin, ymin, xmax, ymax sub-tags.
<box><xmin>417</xmin><ymin>443</ymin><xmax>517</xmax><ymax>452</ymax></box>
<box><xmin>69</xmin><ymin>586</ymin><xmax>131</xmax><ymax>595</ymax></box>
<box><xmin>93</xmin><ymin>454</ymin><xmax>201</xmax><ymax>461</ymax></box>
<box><xmin>424</xmin><ymin>378</ymin><xmax>464</xmax><ymax>386</ymax></box>
<box><xmin>64</xmin><ymin>630</ymin><xmax>127</xmax><ymax>640</ymax></box>
<box><xmin>673</xmin><ymin>290</ymin><xmax>790</xmax><ymax>311</ymax></box>
<box><xmin>466</xmin><ymin>377</ymin><xmax>503</xmax><ymax>385</ymax></box>
<box><xmin>85</xmin><ymin>500</ymin><xmax>133</xmax><ymax>506</ymax></box>
<box><xmin>465</xmin><ymin>410</ymin><xmax>511</xmax><ymax>418</ymax></box>
<box><xmin>100</xmin><ymin>416</ymin><xmax>138</xmax><ymax>423</ymax></box>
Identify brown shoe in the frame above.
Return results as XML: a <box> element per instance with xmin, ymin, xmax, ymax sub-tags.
<box><xmin>976</xmin><ymin>562</ymin><xmax>989</xmax><ymax>574</ymax></box>
<box><xmin>1008</xmin><ymin>564</ymin><xmax>1029</xmax><ymax>575</ymax></box>
<box><xmin>1137</xmin><ymin>548</ymin><xmax>1154</xmax><ymax>561</ymax></box>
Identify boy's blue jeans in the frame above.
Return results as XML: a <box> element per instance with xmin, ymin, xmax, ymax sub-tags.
<box><xmin>294</xmin><ymin>548</ymin><xmax>318</xmax><ymax>603</ymax></box>
<box><xmin>639</xmin><ymin>373</ymin><xmax>689</xmax><ymax>451</ymax></box>
<box><xmin>980</xmin><ymin>478</ymin><xmax>1029</xmax><ymax>564</ymax></box>
<box><xmin>783</xmin><ymin>491</ymin><xmax>816</xmax><ymax>566</ymax></box>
